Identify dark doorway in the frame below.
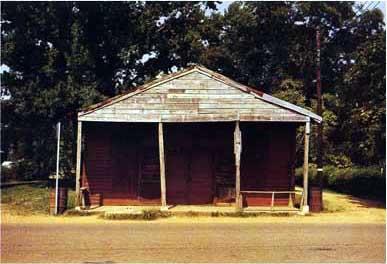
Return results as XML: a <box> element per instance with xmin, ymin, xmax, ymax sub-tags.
<box><xmin>189</xmin><ymin>147</ymin><xmax>213</xmax><ymax>204</ymax></box>
<box><xmin>165</xmin><ymin>123</ymin><xmax>221</xmax><ymax>205</ymax></box>
<box><xmin>165</xmin><ymin>124</ymin><xmax>190</xmax><ymax>204</ymax></box>
<box><xmin>166</xmin><ymin>147</ymin><xmax>189</xmax><ymax>204</ymax></box>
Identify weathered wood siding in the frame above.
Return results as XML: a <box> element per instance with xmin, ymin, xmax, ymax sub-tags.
<box><xmin>79</xmin><ymin>72</ymin><xmax>308</xmax><ymax>123</ymax></box>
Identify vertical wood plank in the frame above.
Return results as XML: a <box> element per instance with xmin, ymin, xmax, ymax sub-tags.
<box><xmin>302</xmin><ymin>120</ymin><xmax>310</xmax><ymax>211</ymax></box>
<box><xmin>158</xmin><ymin>122</ymin><xmax>167</xmax><ymax>208</ymax></box>
<box><xmin>137</xmin><ymin>145</ymin><xmax>142</xmax><ymax>200</ymax></box>
<box><xmin>75</xmin><ymin>121</ymin><xmax>82</xmax><ymax>207</ymax></box>
<box><xmin>234</xmin><ymin>121</ymin><xmax>242</xmax><ymax>210</ymax></box>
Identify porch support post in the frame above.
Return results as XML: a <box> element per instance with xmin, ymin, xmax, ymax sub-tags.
<box><xmin>75</xmin><ymin>120</ymin><xmax>82</xmax><ymax>207</ymax></box>
<box><xmin>302</xmin><ymin>119</ymin><xmax>310</xmax><ymax>214</ymax></box>
<box><xmin>158</xmin><ymin>122</ymin><xmax>167</xmax><ymax>210</ymax></box>
<box><xmin>234</xmin><ymin>120</ymin><xmax>242</xmax><ymax>211</ymax></box>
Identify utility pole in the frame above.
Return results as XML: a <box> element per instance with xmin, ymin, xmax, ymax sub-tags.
<box><xmin>316</xmin><ymin>26</ymin><xmax>323</xmax><ymax>191</ymax></box>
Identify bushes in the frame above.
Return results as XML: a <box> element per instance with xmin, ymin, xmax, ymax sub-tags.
<box><xmin>14</xmin><ymin>160</ymin><xmax>39</xmax><ymax>181</ymax></box>
<box><xmin>1</xmin><ymin>160</ymin><xmax>42</xmax><ymax>182</ymax></box>
<box><xmin>296</xmin><ymin>164</ymin><xmax>385</xmax><ymax>201</ymax></box>
<box><xmin>1</xmin><ymin>166</ymin><xmax>17</xmax><ymax>182</ymax></box>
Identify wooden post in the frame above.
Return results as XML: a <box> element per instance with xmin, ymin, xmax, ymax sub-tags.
<box><xmin>75</xmin><ymin>121</ymin><xmax>82</xmax><ymax>207</ymax></box>
<box><xmin>158</xmin><ymin>122</ymin><xmax>167</xmax><ymax>210</ymax></box>
<box><xmin>234</xmin><ymin>121</ymin><xmax>242</xmax><ymax>211</ymax></box>
<box><xmin>302</xmin><ymin>119</ymin><xmax>310</xmax><ymax>213</ymax></box>
<box><xmin>288</xmin><ymin>192</ymin><xmax>294</xmax><ymax>208</ymax></box>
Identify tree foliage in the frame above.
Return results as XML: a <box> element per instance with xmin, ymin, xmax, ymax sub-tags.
<box><xmin>1</xmin><ymin>1</ymin><xmax>385</xmax><ymax>179</ymax></box>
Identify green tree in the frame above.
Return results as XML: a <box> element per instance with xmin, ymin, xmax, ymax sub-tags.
<box><xmin>1</xmin><ymin>1</ymin><xmax>385</xmax><ymax>181</ymax></box>
<box><xmin>1</xmin><ymin>2</ymin><xmax>146</xmax><ymax>178</ymax></box>
<box><xmin>337</xmin><ymin>9</ymin><xmax>386</xmax><ymax>165</ymax></box>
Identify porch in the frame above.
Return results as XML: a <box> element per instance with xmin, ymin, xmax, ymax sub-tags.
<box><xmin>76</xmin><ymin>121</ymin><xmax>311</xmax><ymax>213</ymax></box>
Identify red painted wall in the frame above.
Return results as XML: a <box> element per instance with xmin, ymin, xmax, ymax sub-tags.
<box><xmin>82</xmin><ymin>122</ymin><xmax>297</xmax><ymax>206</ymax></box>
<box><xmin>164</xmin><ymin>123</ymin><xmax>234</xmax><ymax>204</ymax></box>
<box><xmin>83</xmin><ymin>122</ymin><xmax>160</xmax><ymax>205</ymax></box>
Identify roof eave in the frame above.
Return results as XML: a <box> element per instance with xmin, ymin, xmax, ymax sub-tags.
<box><xmin>194</xmin><ymin>65</ymin><xmax>322</xmax><ymax>123</ymax></box>
<box><xmin>253</xmin><ymin>91</ymin><xmax>322</xmax><ymax>123</ymax></box>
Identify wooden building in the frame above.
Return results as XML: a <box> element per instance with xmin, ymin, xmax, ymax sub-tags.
<box><xmin>76</xmin><ymin>65</ymin><xmax>321</xmax><ymax>212</ymax></box>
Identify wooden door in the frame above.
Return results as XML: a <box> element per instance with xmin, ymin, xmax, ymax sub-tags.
<box><xmin>84</xmin><ymin>125</ymin><xmax>113</xmax><ymax>195</ymax></box>
<box><xmin>112</xmin><ymin>136</ymin><xmax>131</xmax><ymax>195</ymax></box>
<box><xmin>136</xmin><ymin>124</ymin><xmax>161</xmax><ymax>200</ymax></box>
<box><xmin>165</xmin><ymin>123</ymin><xmax>216</xmax><ymax>205</ymax></box>
<box><xmin>166</xmin><ymin>147</ymin><xmax>189</xmax><ymax>204</ymax></box>
<box><xmin>189</xmin><ymin>148</ymin><xmax>213</xmax><ymax>204</ymax></box>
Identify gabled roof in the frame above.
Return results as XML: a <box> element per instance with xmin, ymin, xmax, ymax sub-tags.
<box><xmin>79</xmin><ymin>65</ymin><xmax>322</xmax><ymax>123</ymax></box>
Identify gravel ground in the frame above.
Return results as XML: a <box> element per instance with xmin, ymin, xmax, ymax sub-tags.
<box><xmin>1</xmin><ymin>222</ymin><xmax>385</xmax><ymax>263</ymax></box>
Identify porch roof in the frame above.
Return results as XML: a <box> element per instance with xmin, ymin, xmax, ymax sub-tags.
<box><xmin>78</xmin><ymin>65</ymin><xmax>322</xmax><ymax>123</ymax></box>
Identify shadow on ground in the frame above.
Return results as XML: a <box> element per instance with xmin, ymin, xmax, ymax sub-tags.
<box><xmin>347</xmin><ymin>195</ymin><xmax>385</xmax><ymax>209</ymax></box>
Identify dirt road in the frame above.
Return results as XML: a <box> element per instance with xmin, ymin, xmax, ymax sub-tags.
<box><xmin>1</xmin><ymin>222</ymin><xmax>385</xmax><ymax>263</ymax></box>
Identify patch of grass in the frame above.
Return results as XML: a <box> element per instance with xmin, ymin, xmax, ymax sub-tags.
<box><xmin>103</xmin><ymin>209</ymin><xmax>171</xmax><ymax>220</ymax></box>
<box><xmin>185</xmin><ymin>211</ymin><xmax>200</xmax><ymax>217</ymax></box>
<box><xmin>143</xmin><ymin>209</ymin><xmax>171</xmax><ymax>219</ymax></box>
<box><xmin>212</xmin><ymin>211</ymin><xmax>233</xmax><ymax>217</ymax></box>
<box><xmin>67</xmin><ymin>190</ymin><xmax>76</xmax><ymax>209</ymax></box>
<box><xmin>211</xmin><ymin>211</ymin><xmax>291</xmax><ymax>217</ymax></box>
<box><xmin>1</xmin><ymin>183</ymin><xmax>76</xmax><ymax>215</ymax></box>
<box><xmin>321</xmin><ymin>190</ymin><xmax>351</xmax><ymax>213</ymax></box>
<box><xmin>64</xmin><ymin>209</ymin><xmax>101</xmax><ymax>217</ymax></box>
<box><xmin>103</xmin><ymin>213</ymin><xmax>141</xmax><ymax>220</ymax></box>
<box><xmin>1</xmin><ymin>184</ymin><xmax>50</xmax><ymax>215</ymax></box>
<box><xmin>323</xmin><ymin>199</ymin><xmax>346</xmax><ymax>212</ymax></box>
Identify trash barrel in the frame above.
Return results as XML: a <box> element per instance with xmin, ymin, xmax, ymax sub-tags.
<box><xmin>308</xmin><ymin>185</ymin><xmax>323</xmax><ymax>212</ymax></box>
<box><xmin>49</xmin><ymin>180</ymin><xmax>69</xmax><ymax>215</ymax></box>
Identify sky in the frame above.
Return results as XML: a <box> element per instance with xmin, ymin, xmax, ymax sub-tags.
<box><xmin>216</xmin><ymin>1</ymin><xmax>386</xmax><ymax>17</ymax></box>
<box><xmin>374</xmin><ymin>1</ymin><xmax>386</xmax><ymax>17</ymax></box>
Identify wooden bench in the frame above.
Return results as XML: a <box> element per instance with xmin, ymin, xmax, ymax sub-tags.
<box><xmin>240</xmin><ymin>190</ymin><xmax>303</xmax><ymax>210</ymax></box>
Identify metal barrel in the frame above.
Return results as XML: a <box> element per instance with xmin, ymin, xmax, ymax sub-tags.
<box><xmin>308</xmin><ymin>186</ymin><xmax>323</xmax><ymax>212</ymax></box>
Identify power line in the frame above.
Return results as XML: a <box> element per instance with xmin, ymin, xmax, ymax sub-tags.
<box><xmin>365</xmin><ymin>1</ymin><xmax>380</xmax><ymax>12</ymax></box>
<box><xmin>364</xmin><ymin>1</ymin><xmax>374</xmax><ymax>10</ymax></box>
<box><xmin>354</xmin><ymin>1</ymin><xmax>380</xmax><ymax>20</ymax></box>
<box><xmin>370</xmin><ymin>2</ymin><xmax>381</xmax><ymax>10</ymax></box>
<box><xmin>356</xmin><ymin>1</ymin><xmax>371</xmax><ymax>16</ymax></box>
